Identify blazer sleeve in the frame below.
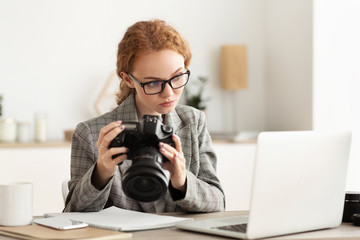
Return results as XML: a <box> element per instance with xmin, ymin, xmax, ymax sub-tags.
<box><xmin>173</xmin><ymin>110</ymin><xmax>226</xmax><ymax>212</ymax></box>
<box><xmin>63</xmin><ymin>122</ymin><xmax>113</xmax><ymax>212</ymax></box>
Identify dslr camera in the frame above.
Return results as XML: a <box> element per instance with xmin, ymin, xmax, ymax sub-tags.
<box><xmin>109</xmin><ymin>115</ymin><xmax>174</xmax><ymax>202</ymax></box>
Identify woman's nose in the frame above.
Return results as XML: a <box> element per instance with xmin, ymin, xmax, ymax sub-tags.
<box><xmin>160</xmin><ymin>82</ymin><xmax>174</xmax><ymax>97</ymax></box>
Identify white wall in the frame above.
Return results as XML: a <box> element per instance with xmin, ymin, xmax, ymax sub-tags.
<box><xmin>0</xmin><ymin>0</ymin><xmax>266</xmax><ymax>140</ymax></box>
<box><xmin>4</xmin><ymin>0</ymin><xmax>360</xmax><ymax>206</ymax></box>
<box><xmin>264</xmin><ymin>0</ymin><xmax>313</xmax><ymax>131</ymax></box>
<box><xmin>313</xmin><ymin>0</ymin><xmax>360</xmax><ymax>191</ymax></box>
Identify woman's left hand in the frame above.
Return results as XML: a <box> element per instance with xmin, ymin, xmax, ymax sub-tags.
<box><xmin>159</xmin><ymin>134</ymin><xmax>187</xmax><ymax>193</ymax></box>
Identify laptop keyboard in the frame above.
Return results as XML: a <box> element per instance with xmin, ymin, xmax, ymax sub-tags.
<box><xmin>214</xmin><ymin>223</ymin><xmax>248</xmax><ymax>233</ymax></box>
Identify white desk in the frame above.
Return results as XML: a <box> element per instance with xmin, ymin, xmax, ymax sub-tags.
<box><xmin>133</xmin><ymin>211</ymin><xmax>360</xmax><ymax>240</ymax></box>
<box><xmin>1</xmin><ymin>211</ymin><xmax>360</xmax><ymax>240</ymax></box>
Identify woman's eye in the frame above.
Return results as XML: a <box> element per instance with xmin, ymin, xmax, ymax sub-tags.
<box><xmin>174</xmin><ymin>75</ymin><xmax>185</xmax><ymax>82</ymax></box>
<box><xmin>172</xmin><ymin>75</ymin><xmax>181</xmax><ymax>81</ymax></box>
<box><xmin>147</xmin><ymin>81</ymin><xmax>162</xmax><ymax>88</ymax></box>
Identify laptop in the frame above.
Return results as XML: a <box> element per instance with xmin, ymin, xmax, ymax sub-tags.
<box><xmin>177</xmin><ymin>131</ymin><xmax>352</xmax><ymax>239</ymax></box>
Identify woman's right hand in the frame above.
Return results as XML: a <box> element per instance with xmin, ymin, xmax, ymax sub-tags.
<box><xmin>92</xmin><ymin>121</ymin><xmax>129</xmax><ymax>189</ymax></box>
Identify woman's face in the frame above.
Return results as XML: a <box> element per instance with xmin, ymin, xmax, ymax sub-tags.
<box><xmin>123</xmin><ymin>49</ymin><xmax>186</xmax><ymax>118</ymax></box>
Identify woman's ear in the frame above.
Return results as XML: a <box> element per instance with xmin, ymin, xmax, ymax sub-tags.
<box><xmin>120</xmin><ymin>72</ymin><xmax>135</xmax><ymax>88</ymax></box>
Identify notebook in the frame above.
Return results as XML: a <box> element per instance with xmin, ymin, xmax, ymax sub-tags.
<box><xmin>177</xmin><ymin>131</ymin><xmax>352</xmax><ymax>239</ymax></box>
<box><xmin>45</xmin><ymin>206</ymin><xmax>192</xmax><ymax>231</ymax></box>
<box><xmin>0</xmin><ymin>224</ymin><xmax>131</xmax><ymax>240</ymax></box>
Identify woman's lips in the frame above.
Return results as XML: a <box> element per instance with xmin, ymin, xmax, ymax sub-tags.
<box><xmin>160</xmin><ymin>100</ymin><xmax>175</xmax><ymax>107</ymax></box>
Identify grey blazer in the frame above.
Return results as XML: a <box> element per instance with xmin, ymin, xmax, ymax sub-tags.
<box><xmin>64</xmin><ymin>94</ymin><xmax>225</xmax><ymax>213</ymax></box>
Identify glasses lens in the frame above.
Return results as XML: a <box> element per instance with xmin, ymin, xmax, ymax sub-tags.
<box><xmin>144</xmin><ymin>81</ymin><xmax>163</xmax><ymax>94</ymax></box>
<box><xmin>171</xmin><ymin>72</ymin><xmax>189</xmax><ymax>89</ymax></box>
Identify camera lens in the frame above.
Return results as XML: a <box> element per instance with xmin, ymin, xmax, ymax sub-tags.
<box><xmin>123</xmin><ymin>172</ymin><xmax>168</xmax><ymax>202</ymax></box>
<box><xmin>122</xmin><ymin>146</ymin><xmax>169</xmax><ymax>202</ymax></box>
<box><xmin>134</xmin><ymin>177</ymin><xmax>156</xmax><ymax>192</ymax></box>
<box><xmin>124</xmin><ymin>173</ymin><xmax>167</xmax><ymax>202</ymax></box>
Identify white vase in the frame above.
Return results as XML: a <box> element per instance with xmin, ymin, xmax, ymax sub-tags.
<box><xmin>34</xmin><ymin>113</ymin><xmax>47</xmax><ymax>142</ymax></box>
<box><xmin>0</xmin><ymin>117</ymin><xmax>17</xmax><ymax>142</ymax></box>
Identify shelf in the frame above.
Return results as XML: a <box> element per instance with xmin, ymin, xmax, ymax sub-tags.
<box><xmin>210</xmin><ymin>132</ymin><xmax>258</xmax><ymax>144</ymax></box>
<box><xmin>212</xmin><ymin>139</ymin><xmax>257</xmax><ymax>144</ymax></box>
<box><xmin>0</xmin><ymin>139</ymin><xmax>256</xmax><ymax>148</ymax></box>
<box><xmin>0</xmin><ymin>141</ymin><xmax>71</xmax><ymax>148</ymax></box>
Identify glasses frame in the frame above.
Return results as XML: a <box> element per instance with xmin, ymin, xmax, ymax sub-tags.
<box><xmin>128</xmin><ymin>70</ymin><xmax>191</xmax><ymax>95</ymax></box>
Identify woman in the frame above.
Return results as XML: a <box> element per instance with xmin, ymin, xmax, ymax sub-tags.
<box><xmin>64</xmin><ymin>19</ymin><xmax>225</xmax><ymax>213</ymax></box>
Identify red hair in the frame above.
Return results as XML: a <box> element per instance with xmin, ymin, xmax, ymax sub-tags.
<box><xmin>115</xmin><ymin>19</ymin><xmax>192</xmax><ymax>105</ymax></box>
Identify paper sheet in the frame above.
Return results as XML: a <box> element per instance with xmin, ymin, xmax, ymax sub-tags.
<box><xmin>46</xmin><ymin>206</ymin><xmax>193</xmax><ymax>231</ymax></box>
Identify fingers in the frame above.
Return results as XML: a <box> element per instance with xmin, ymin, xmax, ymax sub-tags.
<box><xmin>159</xmin><ymin>142</ymin><xmax>175</xmax><ymax>163</ymax></box>
<box><xmin>96</xmin><ymin>145</ymin><xmax>129</xmax><ymax>181</ymax></box>
<box><xmin>112</xmin><ymin>153</ymin><xmax>128</xmax><ymax>165</ymax></box>
<box><xmin>172</xmin><ymin>134</ymin><xmax>182</xmax><ymax>152</ymax></box>
<box><xmin>96</xmin><ymin>121</ymin><xmax>129</xmax><ymax>177</ymax></box>
<box><xmin>101</xmin><ymin>146</ymin><xmax>129</xmax><ymax>163</ymax></box>
<box><xmin>161</xmin><ymin>152</ymin><xmax>182</xmax><ymax>175</ymax></box>
<box><xmin>97</xmin><ymin>121</ymin><xmax>123</xmax><ymax>149</ymax></box>
<box><xmin>93</xmin><ymin>146</ymin><xmax>128</xmax><ymax>189</ymax></box>
<box><xmin>97</xmin><ymin>121</ymin><xmax>129</xmax><ymax>162</ymax></box>
<box><xmin>159</xmin><ymin>134</ymin><xmax>184</xmax><ymax>165</ymax></box>
<box><xmin>159</xmin><ymin>135</ymin><xmax>187</xmax><ymax>192</ymax></box>
<box><xmin>161</xmin><ymin>161</ymin><xmax>172</xmax><ymax>175</ymax></box>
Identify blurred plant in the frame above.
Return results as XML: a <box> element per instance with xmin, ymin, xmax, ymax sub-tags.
<box><xmin>184</xmin><ymin>76</ymin><xmax>210</xmax><ymax>110</ymax></box>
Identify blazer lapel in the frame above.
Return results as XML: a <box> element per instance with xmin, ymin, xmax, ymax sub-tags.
<box><xmin>164</xmin><ymin>109</ymin><xmax>183</xmax><ymax>133</ymax></box>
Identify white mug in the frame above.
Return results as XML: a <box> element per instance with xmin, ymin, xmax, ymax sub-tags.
<box><xmin>0</xmin><ymin>182</ymin><xmax>33</xmax><ymax>226</ymax></box>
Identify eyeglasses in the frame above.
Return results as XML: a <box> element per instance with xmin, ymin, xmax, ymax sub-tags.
<box><xmin>128</xmin><ymin>70</ymin><xmax>191</xmax><ymax>95</ymax></box>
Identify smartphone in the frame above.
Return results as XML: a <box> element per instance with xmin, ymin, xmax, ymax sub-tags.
<box><xmin>34</xmin><ymin>217</ymin><xmax>88</xmax><ymax>230</ymax></box>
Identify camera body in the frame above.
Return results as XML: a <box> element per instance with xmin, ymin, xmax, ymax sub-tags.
<box><xmin>109</xmin><ymin>115</ymin><xmax>174</xmax><ymax>202</ymax></box>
